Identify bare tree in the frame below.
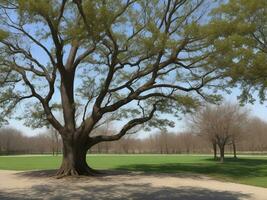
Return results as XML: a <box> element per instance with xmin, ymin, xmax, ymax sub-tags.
<box><xmin>188</xmin><ymin>107</ymin><xmax>218</xmax><ymax>159</ymax></box>
<box><xmin>229</xmin><ymin>117</ymin><xmax>248</xmax><ymax>159</ymax></box>
<box><xmin>244</xmin><ymin>117</ymin><xmax>267</xmax><ymax>152</ymax></box>
<box><xmin>48</xmin><ymin>127</ymin><xmax>61</xmax><ymax>156</ymax></box>
<box><xmin>189</xmin><ymin>103</ymin><xmax>248</xmax><ymax>162</ymax></box>
<box><xmin>179</xmin><ymin>132</ymin><xmax>194</xmax><ymax>154</ymax></box>
<box><xmin>0</xmin><ymin>127</ymin><xmax>25</xmax><ymax>154</ymax></box>
<box><xmin>159</xmin><ymin>131</ymin><xmax>170</xmax><ymax>154</ymax></box>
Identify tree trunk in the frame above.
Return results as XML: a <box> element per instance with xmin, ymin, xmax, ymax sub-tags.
<box><xmin>165</xmin><ymin>143</ymin><xmax>169</xmax><ymax>154</ymax></box>
<box><xmin>56</xmin><ymin>136</ymin><xmax>99</xmax><ymax>177</ymax></box>
<box><xmin>219</xmin><ymin>145</ymin><xmax>225</xmax><ymax>163</ymax></box>
<box><xmin>213</xmin><ymin>142</ymin><xmax>217</xmax><ymax>160</ymax></box>
<box><xmin>233</xmin><ymin>142</ymin><xmax>237</xmax><ymax>159</ymax></box>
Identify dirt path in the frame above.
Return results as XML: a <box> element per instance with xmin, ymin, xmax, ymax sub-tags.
<box><xmin>0</xmin><ymin>170</ymin><xmax>267</xmax><ymax>200</ymax></box>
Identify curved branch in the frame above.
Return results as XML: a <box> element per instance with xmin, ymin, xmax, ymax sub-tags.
<box><xmin>91</xmin><ymin>103</ymin><xmax>157</xmax><ymax>143</ymax></box>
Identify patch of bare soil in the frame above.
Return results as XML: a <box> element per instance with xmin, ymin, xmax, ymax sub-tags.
<box><xmin>0</xmin><ymin>170</ymin><xmax>267</xmax><ymax>200</ymax></box>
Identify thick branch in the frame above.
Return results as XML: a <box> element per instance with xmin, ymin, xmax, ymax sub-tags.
<box><xmin>91</xmin><ymin>103</ymin><xmax>157</xmax><ymax>143</ymax></box>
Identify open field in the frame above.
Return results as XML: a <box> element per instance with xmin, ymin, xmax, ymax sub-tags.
<box><xmin>0</xmin><ymin>154</ymin><xmax>267</xmax><ymax>188</ymax></box>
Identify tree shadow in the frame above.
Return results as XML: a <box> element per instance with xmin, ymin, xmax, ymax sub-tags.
<box><xmin>16</xmin><ymin>169</ymin><xmax>57</xmax><ymax>178</ymax></box>
<box><xmin>0</xmin><ymin>182</ymin><xmax>251</xmax><ymax>200</ymax></box>
<box><xmin>205</xmin><ymin>157</ymin><xmax>267</xmax><ymax>166</ymax></box>
<box><xmin>114</xmin><ymin>157</ymin><xmax>267</xmax><ymax>181</ymax></box>
<box><xmin>15</xmin><ymin>169</ymin><xmax>133</xmax><ymax>179</ymax></box>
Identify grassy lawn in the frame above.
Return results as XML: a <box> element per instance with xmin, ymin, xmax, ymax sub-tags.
<box><xmin>0</xmin><ymin>154</ymin><xmax>267</xmax><ymax>188</ymax></box>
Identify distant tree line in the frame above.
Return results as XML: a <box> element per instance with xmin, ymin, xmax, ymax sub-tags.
<box><xmin>1</xmin><ymin>115</ymin><xmax>267</xmax><ymax>156</ymax></box>
<box><xmin>91</xmin><ymin>117</ymin><xmax>267</xmax><ymax>155</ymax></box>
<box><xmin>0</xmin><ymin>128</ymin><xmax>61</xmax><ymax>155</ymax></box>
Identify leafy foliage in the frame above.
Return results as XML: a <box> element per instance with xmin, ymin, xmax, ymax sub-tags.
<box><xmin>208</xmin><ymin>0</ymin><xmax>267</xmax><ymax>103</ymax></box>
<box><xmin>0</xmin><ymin>0</ymin><xmax>224</xmax><ymax>141</ymax></box>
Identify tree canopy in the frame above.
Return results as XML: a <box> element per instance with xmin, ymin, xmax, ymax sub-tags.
<box><xmin>0</xmin><ymin>0</ymin><xmax>222</xmax><ymax>132</ymax></box>
<box><xmin>209</xmin><ymin>0</ymin><xmax>267</xmax><ymax>103</ymax></box>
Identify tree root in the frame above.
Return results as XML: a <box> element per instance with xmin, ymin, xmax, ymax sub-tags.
<box><xmin>55</xmin><ymin>168</ymin><xmax>79</xmax><ymax>179</ymax></box>
<box><xmin>55</xmin><ymin>166</ymin><xmax>103</xmax><ymax>179</ymax></box>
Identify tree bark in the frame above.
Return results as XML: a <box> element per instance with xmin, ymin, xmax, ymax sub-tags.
<box><xmin>218</xmin><ymin>144</ymin><xmax>225</xmax><ymax>163</ymax></box>
<box><xmin>233</xmin><ymin>142</ymin><xmax>237</xmax><ymax>159</ymax></box>
<box><xmin>212</xmin><ymin>142</ymin><xmax>217</xmax><ymax>160</ymax></box>
<box><xmin>56</xmin><ymin>136</ymin><xmax>99</xmax><ymax>177</ymax></box>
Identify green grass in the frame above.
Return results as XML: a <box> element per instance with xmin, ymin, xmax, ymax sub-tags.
<box><xmin>0</xmin><ymin>154</ymin><xmax>267</xmax><ymax>188</ymax></box>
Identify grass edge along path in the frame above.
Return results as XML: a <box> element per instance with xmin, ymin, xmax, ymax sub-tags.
<box><xmin>0</xmin><ymin>154</ymin><xmax>266</xmax><ymax>188</ymax></box>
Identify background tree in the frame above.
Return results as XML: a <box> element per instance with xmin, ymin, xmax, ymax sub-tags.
<box><xmin>159</xmin><ymin>131</ymin><xmax>170</xmax><ymax>154</ymax></box>
<box><xmin>179</xmin><ymin>132</ymin><xmax>195</xmax><ymax>154</ymax></box>
<box><xmin>48</xmin><ymin>127</ymin><xmax>60</xmax><ymax>156</ymax></box>
<box><xmin>188</xmin><ymin>107</ymin><xmax>218</xmax><ymax>159</ymax></box>
<box><xmin>229</xmin><ymin>115</ymin><xmax>248</xmax><ymax>159</ymax></box>
<box><xmin>243</xmin><ymin>117</ymin><xmax>267</xmax><ymax>152</ymax></box>
<box><xmin>0</xmin><ymin>0</ymin><xmax>223</xmax><ymax>176</ymax></box>
<box><xmin>189</xmin><ymin>103</ymin><xmax>248</xmax><ymax>162</ymax></box>
<box><xmin>0</xmin><ymin>127</ymin><xmax>24</xmax><ymax>154</ymax></box>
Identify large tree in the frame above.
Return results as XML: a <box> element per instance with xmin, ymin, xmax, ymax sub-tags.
<box><xmin>0</xmin><ymin>0</ymin><xmax>222</xmax><ymax>176</ymax></box>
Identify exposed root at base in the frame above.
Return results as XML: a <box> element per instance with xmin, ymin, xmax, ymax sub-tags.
<box><xmin>55</xmin><ymin>167</ymin><xmax>103</xmax><ymax>179</ymax></box>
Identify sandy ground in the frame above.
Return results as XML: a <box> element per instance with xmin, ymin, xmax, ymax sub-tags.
<box><xmin>0</xmin><ymin>170</ymin><xmax>267</xmax><ymax>200</ymax></box>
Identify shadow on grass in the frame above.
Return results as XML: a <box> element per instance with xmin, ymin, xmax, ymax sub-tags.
<box><xmin>206</xmin><ymin>157</ymin><xmax>267</xmax><ymax>166</ymax></box>
<box><xmin>16</xmin><ymin>157</ymin><xmax>267</xmax><ymax>181</ymax></box>
<box><xmin>115</xmin><ymin>158</ymin><xmax>267</xmax><ymax>180</ymax></box>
